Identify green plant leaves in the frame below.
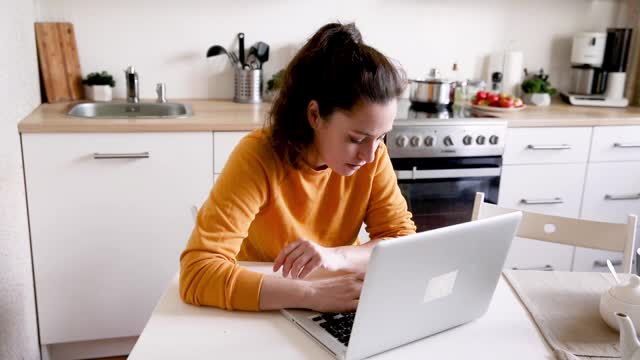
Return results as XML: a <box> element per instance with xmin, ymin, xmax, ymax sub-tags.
<box><xmin>82</xmin><ymin>71</ymin><xmax>116</xmax><ymax>87</ymax></box>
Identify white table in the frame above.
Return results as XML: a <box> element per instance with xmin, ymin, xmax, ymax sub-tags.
<box><xmin>129</xmin><ymin>262</ymin><xmax>554</xmax><ymax>359</ymax></box>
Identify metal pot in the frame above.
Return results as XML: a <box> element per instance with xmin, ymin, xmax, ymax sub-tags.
<box><xmin>409</xmin><ymin>69</ymin><xmax>454</xmax><ymax>106</ymax></box>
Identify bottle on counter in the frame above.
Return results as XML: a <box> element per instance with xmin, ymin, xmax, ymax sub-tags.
<box><xmin>491</xmin><ymin>72</ymin><xmax>503</xmax><ymax>94</ymax></box>
<box><xmin>451</xmin><ymin>62</ymin><xmax>468</xmax><ymax>104</ymax></box>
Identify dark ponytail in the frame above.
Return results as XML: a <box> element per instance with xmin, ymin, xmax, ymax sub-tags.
<box><xmin>267</xmin><ymin>22</ymin><xmax>407</xmax><ymax>169</ymax></box>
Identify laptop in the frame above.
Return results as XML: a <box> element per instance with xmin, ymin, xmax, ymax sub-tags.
<box><xmin>280</xmin><ymin>211</ymin><xmax>522</xmax><ymax>360</ymax></box>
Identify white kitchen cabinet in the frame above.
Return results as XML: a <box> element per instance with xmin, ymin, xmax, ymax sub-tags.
<box><xmin>22</xmin><ymin>132</ymin><xmax>213</xmax><ymax>346</ymax></box>
<box><xmin>498</xmin><ymin>163</ymin><xmax>587</xmax><ymax>271</ymax></box>
<box><xmin>590</xmin><ymin>126</ymin><xmax>640</xmax><ymax>162</ymax></box>
<box><xmin>499</xmin><ymin>164</ymin><xmax>586</xmax><ymax>217</ymax></box>
<box><xmin>213</xmin><ymin>131</ymin><xmax>250</xmax><ymax>173</ymax></box>
<box><xmin>573</xmin><ymin>161</ymin><xmax>640</xmax><ymax>272</ymax></box>
<box><xmin>503</xmin><ymin>127</ymin><xmax>592</xmax><ymax>165</ymax></box>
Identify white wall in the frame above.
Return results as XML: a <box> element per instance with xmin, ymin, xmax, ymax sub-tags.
<box><xmin>0</xmin><ymin>0</ymin><xmax>42</xmax><ymax>358</ymax></box>
<box><xmin>36</xmin><ymin>0</ymin><xmax>624</xmax><ymax>100</ymax></box>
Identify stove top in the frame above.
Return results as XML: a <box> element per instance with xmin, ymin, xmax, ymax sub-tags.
<box><xmin>394</xmin><ymin>99</ymin><xmax>499</xmax><ymax>124</ymax></box>
<box><xmin>389</xmin><ymin>100</ymin><xmax>508</xmax><ymax>158</ymax></box>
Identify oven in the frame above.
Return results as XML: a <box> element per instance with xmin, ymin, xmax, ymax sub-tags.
<box><xmin>388</xmin><ymin>101</ymin><xmax>508</xmax><ymax>232</ymax></box>
<box><xmin>392</xmin><ymin>156</ymin><xmax>501</xmax><ymax>232</ymax></box>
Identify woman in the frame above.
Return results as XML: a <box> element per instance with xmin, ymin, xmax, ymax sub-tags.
<box><xmin>180</xmin><ymin>22</ymin><xmax>416</xmax><ymax>312</ymax></box>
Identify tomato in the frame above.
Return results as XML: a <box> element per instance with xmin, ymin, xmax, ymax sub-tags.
<box><xmin>487</xmin><ymin>93</ymin><xmax>500</xmax><ymax>103</ymax></box>
<box><xmin>499</xmin><ymin>97</ymin><xmax>515</xmax><ymax>108</ymax></box>
<box><xmin>489</xmin><ymin>100</ymin><xmax>501</xmax><ymax>107</ymax></box>
<box><xmin>476</xmin><ymin>91</ymin><xmax>489</xmax><ymax>101</ymax></box>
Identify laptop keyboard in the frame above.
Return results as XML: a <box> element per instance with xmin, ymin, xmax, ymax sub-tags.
<box><xmin>311</xmin><ymin>312</ymin><xmax>355</xmax><ymax>346</ymax></box>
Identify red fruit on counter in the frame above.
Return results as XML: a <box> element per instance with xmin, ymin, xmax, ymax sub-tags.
<box><xmin>476</xmin><ymin>91</ymin><xmax>488</xmax><ymax>100</ymax></box>
<box><xmin>499</xmin><ymin>97</ymin><xmax>515</xmax><ymax>108</ymax></box>
<box><xmin>487</xmin><ymin>94</ymin><xmax>500</xmax><ymax>103</ymax></box>
<box><xmin>489</xmin><ymin>100</ymin><xmax>501</xmax><ymax>107</ymax></box>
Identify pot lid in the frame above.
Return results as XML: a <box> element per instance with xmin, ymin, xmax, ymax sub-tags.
<box><xmin>610</xmin><ymin>275</ymin><xmax>640</xmax><ymax>305</ymax></box>
<box><xmin>412</xmin><ymin>68</ymin><xmax>452</xmax><ymax>84</ymax></box>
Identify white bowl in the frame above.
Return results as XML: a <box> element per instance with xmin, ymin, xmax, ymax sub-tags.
<box><xmin>600</xmin><ymin>290</ymin><xmax>640</xmax><ymax>334</ymax></box>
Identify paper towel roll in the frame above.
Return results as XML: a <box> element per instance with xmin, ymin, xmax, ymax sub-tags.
<box><xmin>502</xmin><ymin>51</ymin><xmax>523</xmax><ymax>96</ymax></box>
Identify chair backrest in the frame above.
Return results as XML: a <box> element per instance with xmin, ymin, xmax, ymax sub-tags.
<box><xmin>471</xmin><ymin>192</ymin><xmax>638</xmax><ymax>273</ymax></box>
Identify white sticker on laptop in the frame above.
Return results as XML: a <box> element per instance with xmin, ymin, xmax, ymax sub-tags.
<box><xmin>423</xmin><ymin>270</ymin><xmax>458</xmax><ymax>303</ymax></box>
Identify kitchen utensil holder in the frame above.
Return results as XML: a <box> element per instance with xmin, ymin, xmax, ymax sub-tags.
<box><xmin>234</xmin><ymin>68</ymin><xmax>262</xmax><ymax>103</ymax></box>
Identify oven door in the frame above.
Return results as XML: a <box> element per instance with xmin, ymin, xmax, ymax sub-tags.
<box><xmin>393</xmin><ymin>157</ymin><xmax>501</xmax><ymax>232</ymax></box>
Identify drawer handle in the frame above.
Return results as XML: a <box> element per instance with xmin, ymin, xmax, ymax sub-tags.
<box><xmin>511</xmin><ymin>265</ymin><xmax>554</xmax><ymax>271</ymax></box>
<box><xmin>93</xmin><ymin>152</ymin><xmax>150</xmax><ymax>159</ymax></box>
<box><xmin>594</xmin><ymin>259</ymin><xmax>622</xmax><ymax>268</ymax></box>
<box><xmin>613</xmin><ymin>142</ymin><xmax>640</xmax><ymax>148</ymax></box>
<box><xmin>526</xmin><ymin>144</ymin><xmax>572</xmax><ymax>150</ymax></box>
<box><xmin>521</xmin><ymin>197</ymin><xmax>564</xmax><ymax>205</ymax></box>
<box><xmin>605</xmin><ymin>193</ymin><xmax>640</xmax><ymax>201</ymax></box>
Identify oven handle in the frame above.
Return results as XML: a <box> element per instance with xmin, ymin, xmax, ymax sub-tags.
<box><xmin>395</xmin><ymin>167</ymin><xmax>501</xmax><ymax>180</ymax></box>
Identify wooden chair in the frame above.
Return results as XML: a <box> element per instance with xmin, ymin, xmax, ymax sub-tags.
<box><xmin>471</xmin><ymin>192</ymin><xmax>638</xmax><ymax>273</ymax></box>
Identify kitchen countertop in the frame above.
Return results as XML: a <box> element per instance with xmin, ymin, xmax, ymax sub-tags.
<box><xmin>17</xmin><ymin>98</ymin><xmax>640</xmax><ymax>133</ymax></box>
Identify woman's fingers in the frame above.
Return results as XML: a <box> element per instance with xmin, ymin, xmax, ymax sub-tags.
<box><xmin>273</xmin><ymin>240</ymin><xmax>302</xmax><ymax>272</ymax></box>
<box><xmin>297</xmin><ymin>256</ymin><xmax>321</xmax><ymax>280</ymax></box>
<box><xmin>282</xmin><ymin>246</ymin><xmax>307</xmax><ymax>277</ymax></box>
<box><xmin>290</xmin><ymin>254</ymin><xmax>314</xmax><ymax>279</ymax></box>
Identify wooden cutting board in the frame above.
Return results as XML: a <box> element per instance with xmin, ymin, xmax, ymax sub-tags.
<box><xmin>35</xmin><ymin>22</ymin><xmax>84</xmax><ymax>102</ymax></box>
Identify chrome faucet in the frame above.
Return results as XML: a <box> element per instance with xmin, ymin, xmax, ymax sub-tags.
<box><xmin>125</xmin><ymin>65</ymin><xmax>139</xmax><ymax>103</ymax></box>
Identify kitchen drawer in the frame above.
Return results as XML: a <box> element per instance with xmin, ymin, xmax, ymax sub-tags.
<box><xmin>581</xmin><ymin>162</ymin><xmax>640</xmax><ymax>223</ymax></box>
<box><xmin>499</xmin><ymin>163</ymin><xmax>586</xmax><ymax>218</ymax></box>
<box><xmin>503</xmin><ymin>127</ymin><xmax>592</xmax><ymax>165</ymax></box>
<box><xmin>574</xmin><ymin>161</ymin><xmax>640</xmax><ymax>273</ymax></box>
<box><xmin>571</xmin><ymin>248</ymin><xmax>625</xmax><ymax>273</ymax></box>
<box><xmin>214</xmin><ymin>131</ymin><xmax>250</xmax><ymax>173</ymax></box>
<box><xmin>504</xmin><ymin>237</ymin><xmax>573</xmax><ymax>271</ymax></box>
<box><xmin>498</xmin><ymin>163</ymin><xmax>585</xmax><ymax>272</ymax></box>
<box><xmin>590</xmin><ymin>126</ymin><xmax>640</xmax><ymax>162</ymax></box>
<box><xmin>22</xmin><ymin>132</ymin><xmax>213</xmax><ymax>344</ymax></box>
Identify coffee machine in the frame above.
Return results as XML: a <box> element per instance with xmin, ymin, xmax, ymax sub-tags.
<box><xmin>561</xmin><ymin>28</ymin><xmax>633</xmax><ymax>107</ymax></box>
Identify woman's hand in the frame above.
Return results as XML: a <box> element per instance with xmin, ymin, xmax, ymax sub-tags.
<box><xmin>304</xmin><ymin>273</ymin><xmax>365</xmax><ymax>312</ymax></box>
<box><xmin>273</xmin><ymin>239</ymin><xmax>345</xmax><ymax>279</ymax></box>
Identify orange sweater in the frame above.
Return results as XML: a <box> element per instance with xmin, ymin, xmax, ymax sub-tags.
<box><xmin>179</xmin><ymin>129</ymin><xmax>416</xmax><ymax>311</ymax></box>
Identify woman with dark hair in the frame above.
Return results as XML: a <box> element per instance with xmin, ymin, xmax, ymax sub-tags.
<box><xmin>180</xmin><ymin>22</ymin><xmax>416</xmax><ymax>312</ymax></box>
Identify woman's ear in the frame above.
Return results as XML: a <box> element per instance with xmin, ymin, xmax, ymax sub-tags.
<box><xmin>307</xmin><ymin>100</ymin><xmax>321</xmax><ymax>129</ymax></box>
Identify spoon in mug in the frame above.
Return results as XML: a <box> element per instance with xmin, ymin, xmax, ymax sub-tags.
<box><xmin>607</xmin><ymin>259</ymin><xmax>621</xmax><ymax>284</ymax></box>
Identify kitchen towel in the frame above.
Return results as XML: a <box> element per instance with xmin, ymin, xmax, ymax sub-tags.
<box><xmin>502</xmin><ymin>51</ymin><xmax>523</xmax><ymax>96</ymax></box>
<box><xmin>503</xmin><ymin>270</ymin><xmax>628</xmax><ymax>359</ymax></box>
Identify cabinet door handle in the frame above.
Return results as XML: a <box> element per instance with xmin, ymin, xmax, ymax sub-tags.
<box><xmin>511</xmin><ymin>265</ymin><xmax>554</xmax><ymax>271</ymax></box>
<box><xmin>613</xmin><ymin>142</ymin><xmax>640</xmax><ymax>148</ymax></box>
<box><xmin>605</xmin><ymin>193</ymin><xmax>640</xmax><ymax>201</ymax></box>
<box><xmin>521</xmin><ymin>197</ymin><xmax>564</xmax><ymax>205</ymax></box>
<box><xmin>93</xmin><ymin>152</ymin><xmax>150</xmax><ymax>159</ymax></box>
<box><xmin>526</xmin><ymin>144</ymin><xmax>572</xmax><ymax>150</ymax></box>
<box><xmin>594</xmin><ymin>259</ymin><xmax>622</xmax><ymax>268</ymax></box>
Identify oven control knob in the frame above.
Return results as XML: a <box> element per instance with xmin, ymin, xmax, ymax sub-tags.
<box><xmin>463</xmin><ymin>135</ymin><xmax>473</xmax><ymax>145</ymax></box>
<box><xmin>476</xmin><ymin>135</ymin><xmax>486</xmax><ymax>145</ymax></box>
<box><xmin>410</xmin><ymin>136</ymin><xmax>421</xmax><ymax>147</ymax></box>
<box><xmin>424</xmin><ymin>136</ymin><xmax>434</xmax><ymax>147</ymax></box>
<box><xmin>443</xmin><ymin>136</ymin><xmax>454</xmax><ymax>146</ymax></box>
<box><xmin>395</xmin><ymin>135</ymin><xmax>408</xmax><ymax>147</ymax></box>
<box><xmin>489</xmin><ymin>135</ymin><xmax>499</xmax><ymax>145</ymax></box>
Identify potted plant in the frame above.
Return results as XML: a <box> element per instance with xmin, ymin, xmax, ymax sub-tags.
<box><xmin>265</xmin><ymin>69</ymin><xmax>284</xmax><ymax>102</ymax></box>
<box><xmin>520</xmin><ymin>68</ymin><xmax>556</xmax><ymax>106</ymax></box>
<box><xmin>83</xmin><ymin>71</ymin><xmax>116</xmax><ymax>102</ymax></box>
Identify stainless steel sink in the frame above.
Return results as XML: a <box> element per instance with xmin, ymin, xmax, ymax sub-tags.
<box><xmin>66</xmin><ymin>102</ymin><xmax>193</xmax><ymax>119</ymax></box>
